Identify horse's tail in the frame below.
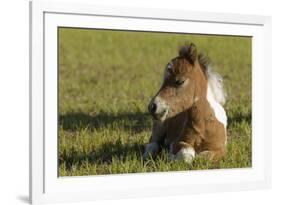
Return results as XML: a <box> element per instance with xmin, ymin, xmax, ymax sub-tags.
<box><xmin>206</xmin><ymin>68</ymin><xmax>226</xmax><ymax>105</ymax></box>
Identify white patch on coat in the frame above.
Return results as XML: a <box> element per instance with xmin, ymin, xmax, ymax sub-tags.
<box><xmin>206</xmin><ymin>69</ymin><xmax>226</xmax><ymax>105</ymax></box>
<box><xmin>143</xmin><ymin>142</ymin><xmax>159</xmax><ymax>159</ymax></box>
<box><xmin>169</xmin><ymin>147</ymin><xmax>195</xmax><ymax>163</ymax></box>
<box><xmin>206</xmin><ymin>69</ymin><xmax>227</xmax><ymax>129</ymax></box>
<box><xmin>207</xmin><ymin>86</ymin><xmax>227</xmax><ymax>128</ymax></box>
<box><xmin>206</xmin><ymin>68</ymin><xmax>227</xmax><ymax>145</ymax></box>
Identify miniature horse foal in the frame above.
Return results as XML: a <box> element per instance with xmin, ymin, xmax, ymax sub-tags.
<box><xmin>143</xmin><ymin>43</ymin><xmax>227</xmax><ymax>163</ymax></box>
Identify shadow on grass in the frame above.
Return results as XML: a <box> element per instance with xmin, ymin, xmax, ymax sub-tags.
<box><xmin>59</xmin><ymin>110</ymin><xmax>252</xmax><ymax>172</ymax></box>
<box><xmin>59</xmin><ymin>112</ymin><xmax>151</xmax><ymax>133</ymax></box>
<box><xmin>60</xmin><ymin>109</ymin><xmax>251</xmax><ymax>133</ymax></box>
<box><xmin>59</xmin><ymin>140</ymin><xmax>144</xmax><ymax>170</ymax></box>
<box><xmin>227</xmin><ymin>112</ymin><xmax>251</xmax><ymax>126</ymax></box>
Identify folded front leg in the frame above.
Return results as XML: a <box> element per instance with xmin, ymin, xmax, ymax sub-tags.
<box><xmin>143</xmin><ymin>142</ymin><xmax>160</xmax><ymax>159</ymax></box>
<box><xmin>143</xmin><ymin>120</ymin><xmax>166</xmax><ymax>160</ymax></box>
<box><xmin>169</xmin><ymin>141</ymin><xmax>195</xmax><ymax>163</ymax></box>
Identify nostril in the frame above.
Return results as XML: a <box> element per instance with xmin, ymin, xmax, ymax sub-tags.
<box><xmin>149</xmin><ymin>103</ymin><xmax>157</xmax><ymax>114</ymax></box>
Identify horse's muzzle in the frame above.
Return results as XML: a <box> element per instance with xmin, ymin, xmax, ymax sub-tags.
<box><xmin>148</xmin><ymin>102</ymin><xmax>157</xmax><ymax>115</ymax></box>
<box><xmin>148</xmin><ymin>97</ymin><xmax>169</xmax><ymax>121</ymax></box>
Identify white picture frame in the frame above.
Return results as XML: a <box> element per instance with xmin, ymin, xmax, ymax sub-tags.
<box><xmin>29</xmin><ymin>0</ymin><xmax>272</xmax><ymax>204</ymax></box>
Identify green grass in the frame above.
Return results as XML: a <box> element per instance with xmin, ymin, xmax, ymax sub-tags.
<box><xmin>58</xmin><ymin>28</ymin><xmax>252</xmax><ymax>176</ymax></box>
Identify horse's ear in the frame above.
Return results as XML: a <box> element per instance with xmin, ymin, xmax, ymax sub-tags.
<box><xmin>188</xmin><ymin>43</ymin><xmax>197</xmax><ymax>65</ymax></box>
<box><xmin>179</xmin><ymin>43</ymin><xmax>197</xmax><ymax>65</ymax></box>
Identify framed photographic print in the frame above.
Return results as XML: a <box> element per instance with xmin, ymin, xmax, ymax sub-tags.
<box><xmin>30</xmin><ymin>0</ymin><xmax>272</xmax><ymax>204</ymax></box>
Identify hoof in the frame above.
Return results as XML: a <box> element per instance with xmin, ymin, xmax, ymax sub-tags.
<box><xmin>170</xmin><ymin>147</ymin><xmax>195</xmax><ymax>163</ymax></box>
<box><xmin>143</xmin><ymin>142</ymin><xmax>159</xmax><ymax>160</ymax></box>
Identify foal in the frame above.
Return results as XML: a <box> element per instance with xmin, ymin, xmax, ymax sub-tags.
<box><xmin>143</xmin><ymin>43</ymin><xmax>227</xmax><ymax>163</ymax></box>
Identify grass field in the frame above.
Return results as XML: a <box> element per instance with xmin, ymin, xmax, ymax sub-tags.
<box><xmin>58</xmin><ymin>28</ymin><xmax>252</xmax><ymax>176</ymax></box>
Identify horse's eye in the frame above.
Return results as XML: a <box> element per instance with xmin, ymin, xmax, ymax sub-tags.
<box><xmin>174</xmin><ymin>79</ymin><xmax>185</xmax><ymax>87</ymax></box>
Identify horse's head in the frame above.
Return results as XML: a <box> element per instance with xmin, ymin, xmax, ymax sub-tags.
<box><xmin>148</xmin><ymin>43</ymin><xmax>207</xmax><ymax>121</ymax></box>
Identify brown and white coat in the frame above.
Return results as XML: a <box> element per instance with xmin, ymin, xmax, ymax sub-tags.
<box><xmin>143</xmin><ymin>43</ymin><xmax>227</xmax><ymax>163</ymax></box>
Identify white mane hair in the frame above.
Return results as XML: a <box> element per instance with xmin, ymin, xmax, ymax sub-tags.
<box><xmin>197</xmin><ymin>53</ymin><xmax>226</xmax><ymax>106</ymax></box>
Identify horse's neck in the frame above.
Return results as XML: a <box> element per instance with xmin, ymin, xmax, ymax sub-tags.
<box><xmin>194</xmin><ymin>66</ymin><xmax>208</xmax><ymax>101</ymax></box>
<box><xmin>189</xmin><ymin>66</ymin><xmax>210</xmax><ymax>122</ymax></box>
<box><xmin>189</xmin><ymin>98</ymin><xmax>210</xmax><ymax>118</ymax></box>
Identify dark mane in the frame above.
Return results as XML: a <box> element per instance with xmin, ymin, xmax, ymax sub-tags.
<box><xmin>178</xmin><ymin>43</ymin><xmax>211</xmax><ymax>77</ymax></box>
<box><xmin>198</xmin><ymin>53</ymin><xmax>211</xmax><ymax>77</ymax></box>
<box><xmin>178</xmin><ymin>43</ymin><xmax>197</xmax><ymax>65</ymax></box>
